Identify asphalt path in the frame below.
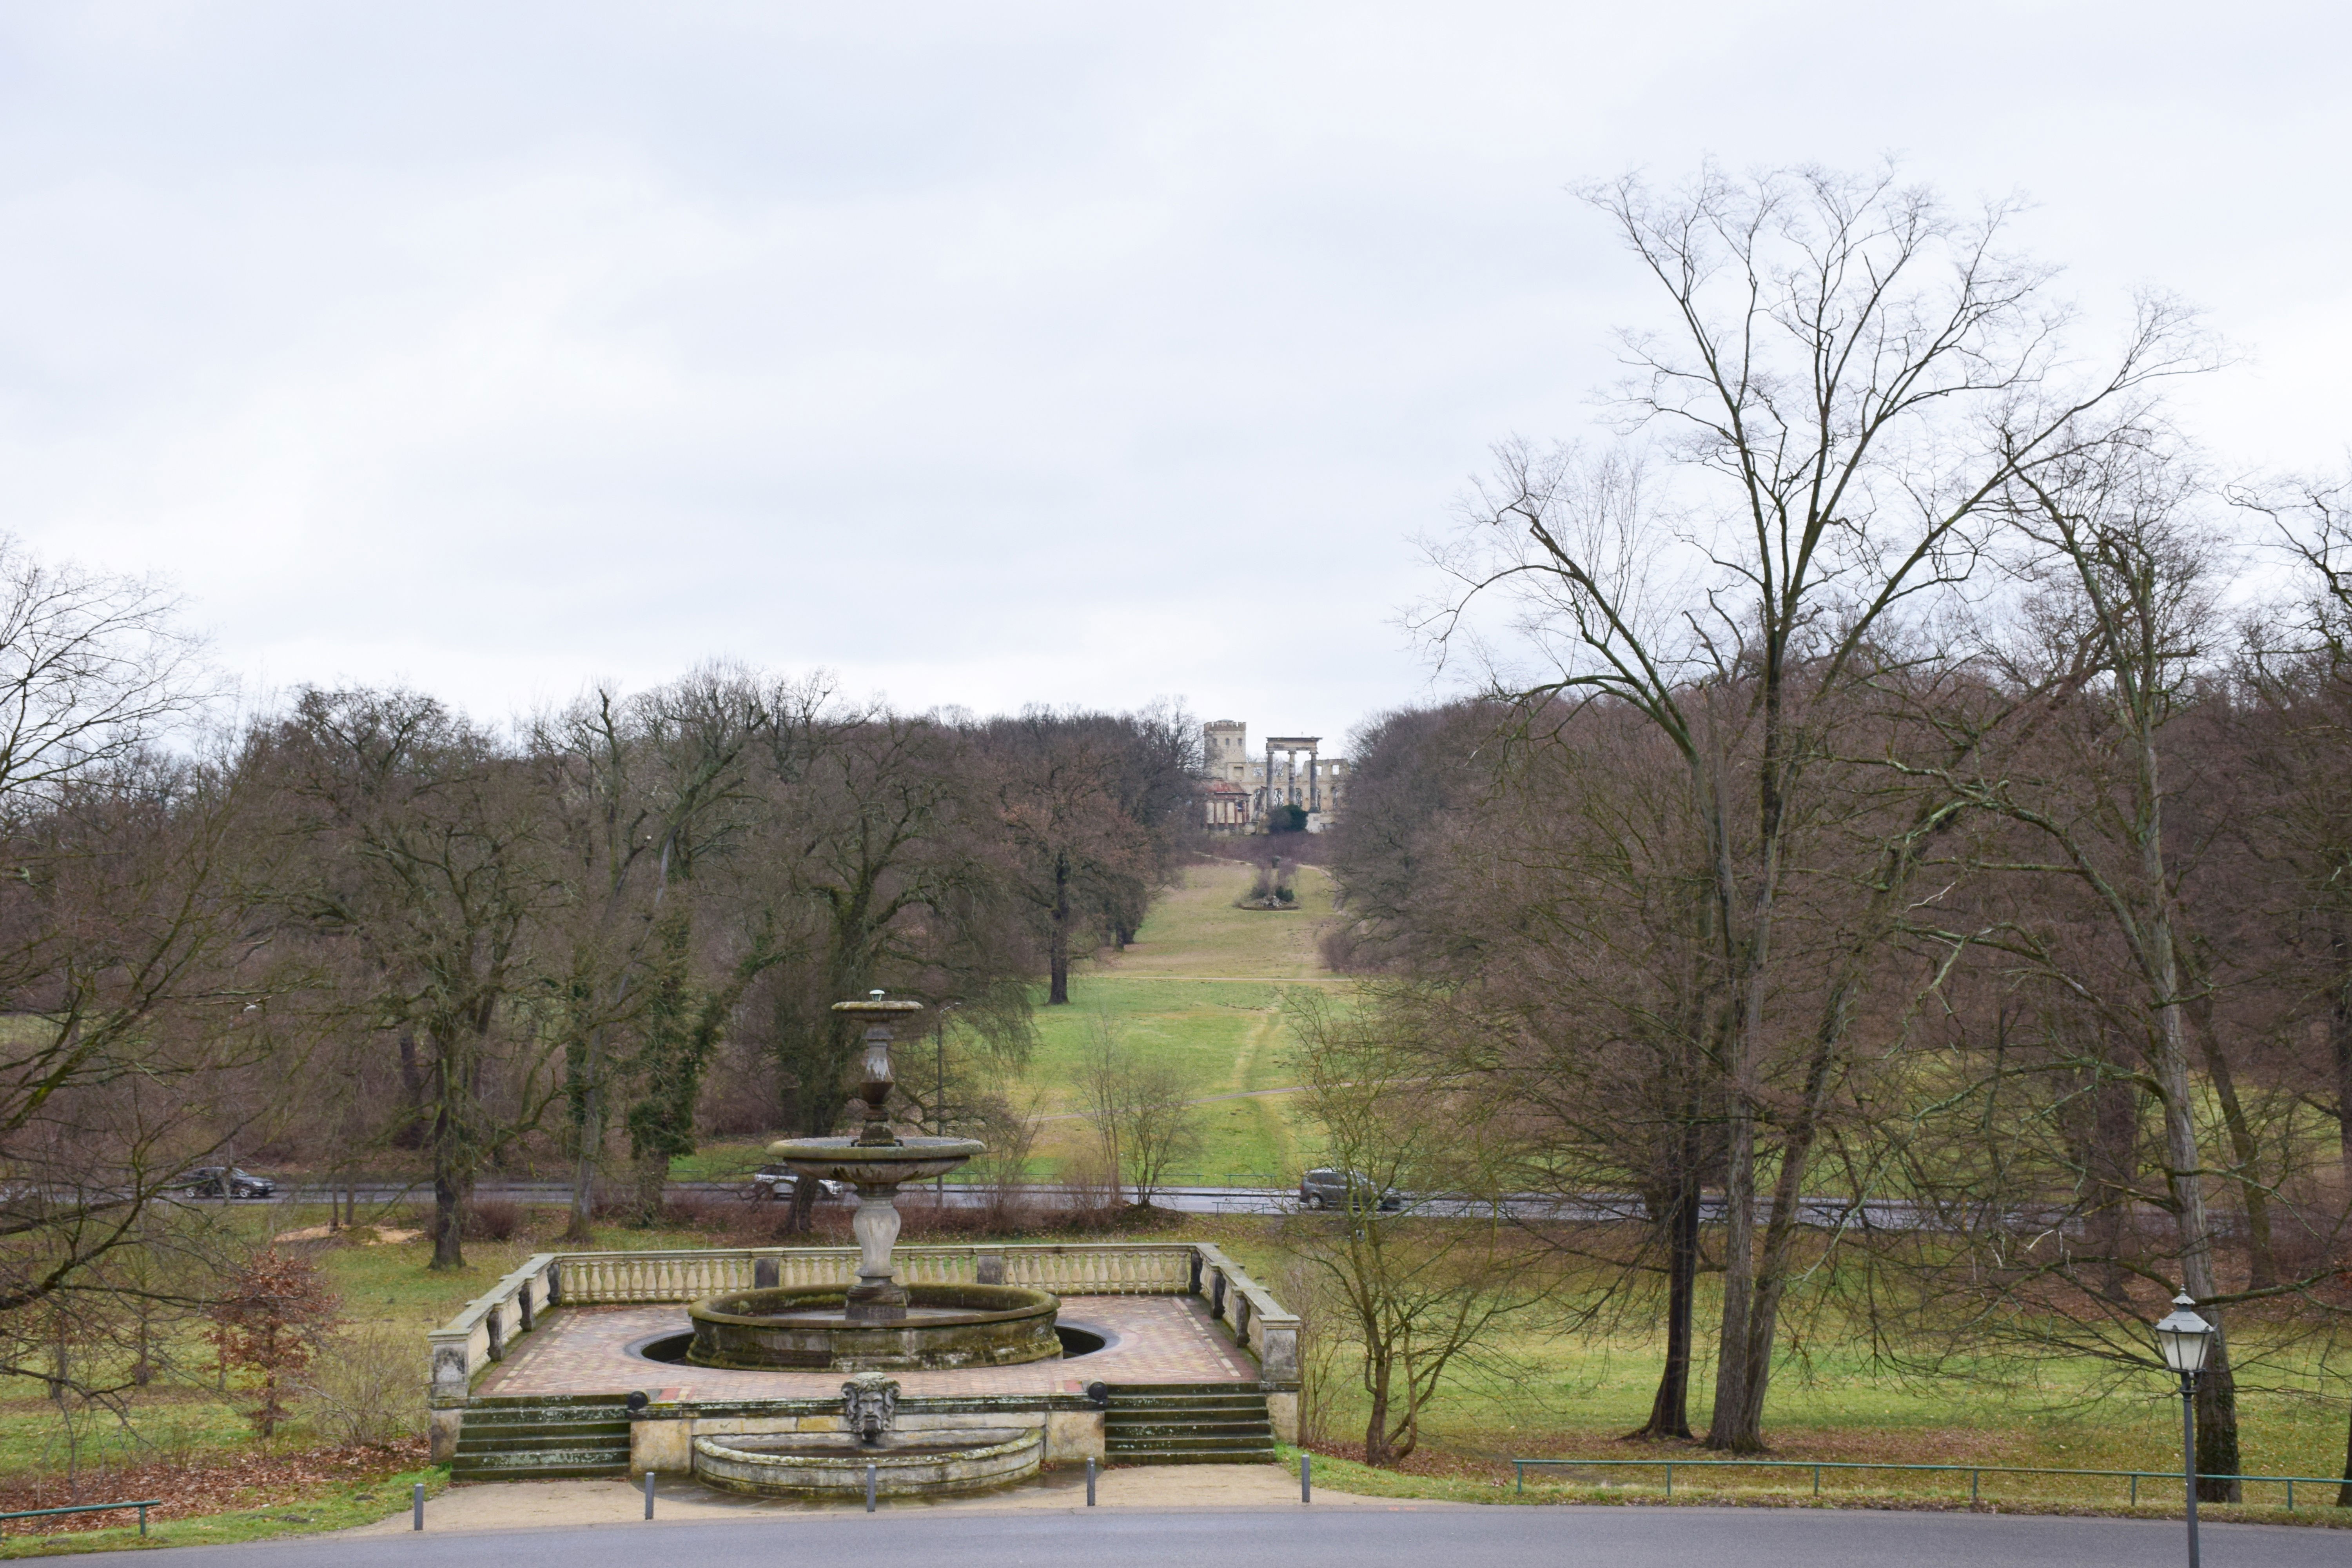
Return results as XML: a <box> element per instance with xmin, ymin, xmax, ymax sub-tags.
<box><xmin>151</xmin><ymin>1503</ymin><xmax>2336</xmax><ymax>1568</ymax></box>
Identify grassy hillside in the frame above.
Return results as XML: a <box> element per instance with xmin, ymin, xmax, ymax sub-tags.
<box><xmin>682</xmin><ymin>853</ymin><xmax>1352</xmax><ymax>1186</ymax></box>
<box><xmin>1022</xmin><ymin>856</ymin><xmax>1348</xmax><ymax>1183</ymax></box>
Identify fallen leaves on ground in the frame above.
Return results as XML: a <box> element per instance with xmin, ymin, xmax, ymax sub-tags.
<box><xmin>0</xmin><ymin>1437</ymin><xmax>428</xmax><ymax>1536</ymax></box>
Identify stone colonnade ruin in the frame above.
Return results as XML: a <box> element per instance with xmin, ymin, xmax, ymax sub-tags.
<box><xmin>1262</xmin><ymin>735</ymin><xmax>1320</xmax><ymax>814</ymax></box>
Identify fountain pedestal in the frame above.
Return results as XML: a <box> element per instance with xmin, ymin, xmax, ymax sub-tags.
<box><xmin>848</xmin><ymin>1183</ymin><xmax>905</xmax><ymax>1318</ymax></box>
<box><xmin>683</xmin><ymin>995</ymin><xmax>1061</xmax><ymax>1373</ymax></box>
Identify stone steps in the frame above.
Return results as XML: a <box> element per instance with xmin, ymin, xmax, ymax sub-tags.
<box><xmin>454</xmin><ymin>1396</ymin><xmax>632</xmax><ymax>1480</ymax></box>
<box><xmin>450</xmin><ymin>1454</ymin><xmax>631</xmax><ymax>1481</ymax></box>
<box><xmin>1109</xmin><ymin>1430</ymin><xmax>1276</xmax><ymax>1451</ymax></box>
<box><xmin>1103</xmin><ymin>1384</ymin><xmax>1278</xmax><ymax>1466</ymax></box>
<box><xmin>449</xmin><ymin>1439</ymin><xmax>630</xmax><ymax>1457</ymax></box>
<box><xmin>1105</xmin><ymin>1418</ymin><xmax>1274</xmax><ymax>1436</ymax></box>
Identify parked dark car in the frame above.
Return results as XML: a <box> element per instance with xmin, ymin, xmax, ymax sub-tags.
<box><xmin>176</xmin><ymin>1167</ymin><xmax>276</xmax><ymax>1200</ymax></box>
<box><xmin>748</xmin><ymin>1165</ymin><xmax>848</xmax><ymax>1202</ymax></box>
<box><xmin>1298</xmin><ymin>1167</ymin><xmax>1402</xmax><ymax>1212</ymax></box>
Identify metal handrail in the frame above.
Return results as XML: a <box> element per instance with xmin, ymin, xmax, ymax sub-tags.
<box><xmin>0</xmin><ymin>1499</ymin><xmax>164</xmax><ymax>1536</ymax></box>
<box><xmin>1512</xmin><ymin>1457</ymin><xmax>2352</xmax><ymax>1510</ymax></box>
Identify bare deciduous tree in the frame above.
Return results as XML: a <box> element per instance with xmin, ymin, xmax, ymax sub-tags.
<box><xmin>0</xmin><ymin>537</ymin><xmax>207</xmax><ymax>822</ymax></box>
<box><xmin>1080</xmin><ymin>1017</ymin><xmax>1202</xmax><ymax>1209</ymax></box>
<box><xmin>1283</xmin><ymin>995</ymin><xmax>1553</xmax><ymax>1466</ymax></box>
<box><xmin>1422</xmin><ymin>162</ymin><xmax>2206</xmax><ymax>1451</ymax></box>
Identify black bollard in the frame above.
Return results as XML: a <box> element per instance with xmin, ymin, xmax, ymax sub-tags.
<box><xmin>1087</xmin><ymin>1456</ymin><xmax>1096</xmax><ymax>1506</ymax></box>
<box><xmin>1301</xmin><ymin>1452</ymin><xmax>1312</xmax><ymax>1504</ymax></box>
<box><xmin>412</xmin><ymin>1482</ymin><xmax>424</xmax><ymax>1531</ymax></box>
<box><xmin>866</xmin><ymin>1465</ymin><xmax>877</xmax><ymax>1513</ymax></box>
<box><xmin>644</xmin><ymin>1470</ymin><xmax>655</xmax><ymax>1519</ymax></box>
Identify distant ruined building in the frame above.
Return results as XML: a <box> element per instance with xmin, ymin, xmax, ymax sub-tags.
<box><xmin>1198</xmin><ymin>720</ymin><xmax>1349</xmax><ymax>834</ymax></box>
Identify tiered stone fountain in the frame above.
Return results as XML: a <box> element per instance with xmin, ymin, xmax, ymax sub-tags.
<box><xmin>685</xmin><ymin>995</ymin><xmax>1060</xmax><ymax>1497</ymax></box>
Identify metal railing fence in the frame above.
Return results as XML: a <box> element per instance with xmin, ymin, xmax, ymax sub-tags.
<box><xmin>1512</xmin><ymin>1457</ymin><xmax>2352</xmax><ymax>1510</ymax></box>
<box><xmin>0</xmin><ymin>1499</ymin><xmax>164</xmax><ymax>1536</ymax></box>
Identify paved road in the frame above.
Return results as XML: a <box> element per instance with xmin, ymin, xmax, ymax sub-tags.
<box><xmin>153</xmin><ymin>1503</ymin><xmax>2335</xmax><ymax>1567</ymax></box>
<box><xmin>260</xmin><ymin>1181</ymin><xmax>1298</xmax><ymax>1216</ymax></box>
<box><xmin>256</xmin><ymin>1181</ymin><xmax>2088</xmax><ymax>1229</ymax></box>
<box><xmin>264</xmin><ymin>1181</ymin><xmax>1307</xmax><ymax>1217</ymax></box>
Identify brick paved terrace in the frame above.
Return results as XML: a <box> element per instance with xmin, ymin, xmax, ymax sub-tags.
<box><xmin>479</xmin><ymin>1294</ymin><xmax>1257</xmax><ymax>1401</ymax></box>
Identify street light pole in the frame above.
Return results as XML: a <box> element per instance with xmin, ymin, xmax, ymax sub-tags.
<box><xmin>2153</xmin><ymin>1292</ymin><xmax>2216</xmax><ymax>1568</ymax></box>
<box><xmin>2177</xmin><ymin>1365</ymin><xmax>2198</xmax><ymax>1568</ymax></box>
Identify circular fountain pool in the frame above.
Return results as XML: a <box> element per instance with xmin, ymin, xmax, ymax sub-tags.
<box><xmin>686</xmin><ymin>1283</ymin><xmax>1061</xmax><ymax>1371</ymax></box>
<box><xmin>633</xmin><ymin>1320</ymin><xmax>1108</xmax><ymax>1365</ymax></box>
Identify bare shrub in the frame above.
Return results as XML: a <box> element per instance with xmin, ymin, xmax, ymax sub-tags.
<box><xmin>965</xmin><ymin>1088</ymin><xmax>1044</xmax><ymax>1224</ymax></box>
<box><xmin>300</xmin><ymin>1321</ymin><xmax>426</xmax><ymax>1446</ymax></box>
<box><xmin>1282</xmin><ymin>1257</ymin><xmax>1345</xmax><ymax>1448</ymax></box>
<box><xmin>1080</xmin><ymin>1020</ymin><xmax>1203</xmax><ymax>1206</ymax></box>
<box><xmin>657</xmin><ymin>1193</ymin><xmax>751</xmax><ymax>1234</ymax></box>
<box><xmin>462</xmin><ymin>1197</ymin><xmax>524</xmax><ymax>1241</ymax></box>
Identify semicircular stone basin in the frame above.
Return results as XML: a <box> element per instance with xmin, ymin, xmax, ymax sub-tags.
<box><xmin>693</xmin><ymin>1426</ymin><xmax>1042</xmax><ymax>1499</ymax></box>
<box><xmin>687</xmin><ymin>1283</ymin><xmax>1062</xmax><ymax>1371</ymax></box>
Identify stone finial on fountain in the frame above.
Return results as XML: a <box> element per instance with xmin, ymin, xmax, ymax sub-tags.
<box><xmin>842</xmin><ymin>1372</ymin><xmax>900</xmax><ymax>1446</ymax></box>
<box><xmin>838</xmin><ymin>990</ymin><xmax>922</xmax><ymax>1148</ymax></box>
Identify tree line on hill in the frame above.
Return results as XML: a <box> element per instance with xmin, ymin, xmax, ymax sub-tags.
<box><xmin>1308</xmin><ymin>163</ymin><xmax>2352</xmax><ymax>1493</ymax></box>
<box><xmin>0</xmin><ymin>577</ymin><xmax>1200</xmax><ymax>1403</ymax></box>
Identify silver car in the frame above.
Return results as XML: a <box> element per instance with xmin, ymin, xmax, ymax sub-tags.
<box><xmin>748</xmin><ymin>1165</ymin><xmax>848</xmax><ymax>1202</ymax></box>
<box><xmin>1298</xmin><ymin>1167</ymin><xmax>1402</xmax><ymax>1212</ymax></box>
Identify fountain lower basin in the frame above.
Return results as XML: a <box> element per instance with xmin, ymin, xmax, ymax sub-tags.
<box><xmin>687</xmin><ymin>1284</ymin><xmax>1062</xmax><ymax>1370</ymax></box>
<box><xmin>692</xmin><ymin>1426</ymin><xmax>1042</xmax><ymax>1498</ymax></box>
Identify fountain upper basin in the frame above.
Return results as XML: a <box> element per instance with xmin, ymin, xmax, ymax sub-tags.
<box><xmin>764</xmin><ymin>1134</ymin><xmax>985</xmax><ymax>1187</ymax></box>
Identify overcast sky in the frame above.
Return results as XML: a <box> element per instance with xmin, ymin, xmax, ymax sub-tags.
<box><xmin>3</xmin><ymin>2</ymin><xmax>2346</xmax><ymax>748</ymax></box>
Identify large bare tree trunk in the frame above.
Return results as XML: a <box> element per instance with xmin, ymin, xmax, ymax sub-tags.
<box><xmin>2193</xmin><ymin>1025</ymin><xmax>2276</xmax><ymax>1290</ymax></box>
<box><xmin>1633</xmin><ymin>1165</ymin><xmax>1699</xmax><ymax>1440</ymax></box>
<box><xmin>1703</xmin><ymin>765</ymin><xmax>1774</xmax><ymax>1452</ymax></box>
<box><xmin>1706</xmin><ymin>1102</ymin><xmax>1761</xmax><ymax>1449</ymax></box>
<box><xmin>2143</xmin><ymin>871</ymin><xmax>2241</xmax><ymax>1499</ymax></box>
<box><xmin>2088</xmin><ymin>1048</ymin><xmax>2141</xmax><ymax>1303</ymax></box>
<box><xmin>566</xmin><ymin>1040</ymin><xmax>602</xmax><ymax>1243</ymax></box>
<box><xmin>1048</xmin><ymin>851</ymin><xmax>1073</xmax><ymax>1005</ymax></box>
<box><xmin>393</xmin><ymin>1031</ymin><xmax>427</xmax><ymax>1149</ymax></box>
<box><xmin>2180</xmin><ymin>949</ymin><xmax>2278</xmax><ymax>1289</ymax></box>
<box><xmin>1731</xmin><ymin>1029</ymin><xmax>1841</xmax><ymax>1442</ymax></box>
<box><xmin>1363</xmin><ymin>1351</ymin><xmax>1395</xmax><ymax>1466</ymax></box>
<box><xmin>430</xmin><ymin>1054</ymin><xmax>468</xmax><ymax>1271</ymax></box>
<box><xmin>2331</xmin><ymin>918</ymin><xmax>2352</xmax><ymax>1187</ymax></box>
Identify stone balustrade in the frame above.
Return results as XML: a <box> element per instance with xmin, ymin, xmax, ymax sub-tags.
<box><xmin>428</xmin><ymin>1253</ymin><xmax>560</xmax><ymax>1408</ymax></box>
<box><xmin>550</xmin><ymin>1241</ymin><xmax>1197</xmax><ymax>1304</ymax></box>
<box><xmin>426</xmin><ymin>1240</ymin><xmax>1287</xmax><ymax>1412</ymax></box>
<box><xmin>1191</xmin><ymin>1241</ymin><xmax>1299</xmax><ymax>1380</ymax></box>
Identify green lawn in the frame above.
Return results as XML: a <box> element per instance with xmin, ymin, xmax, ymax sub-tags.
<box><xmin>681</xmin><ymin>857</ymin><xmax>1352</xmax><ymax>1187</ymax></box>
<box><xmin>1085</xmin><ymin>856</ymin><xmax>1342</xmax><ymax>980</ymax></box>
<box><xmin>1013</xmin><ymin>859</ymin><xmax>1356</xmax><ymax>1183</ymax></box>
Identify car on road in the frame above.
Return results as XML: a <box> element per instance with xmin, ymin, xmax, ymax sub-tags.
<box><xmin>1298</xmin><ymin>1167</ymin><xmax>1402</xmax><ymax>1212</ymax></box>
<box><xmin>748</xmin><ymin>1166</ymin><xmax>849</xmax><ymax>1203</ymax></box>
<box><xmin>175</xmin><ymin>1167</ymin><xmax>277</xmax><ymax>1200</ymax></box>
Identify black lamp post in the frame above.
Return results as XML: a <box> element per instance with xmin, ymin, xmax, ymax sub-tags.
<box><xmin>2152</xmin><ymin>1292</ymin><xmax>2216</xmax><ymax>1568</ymax></box>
